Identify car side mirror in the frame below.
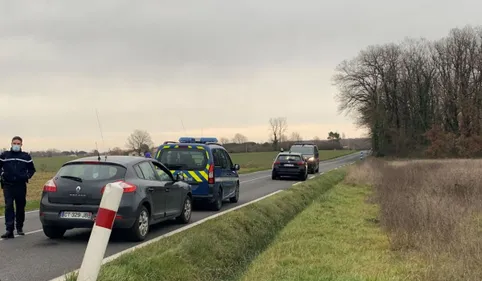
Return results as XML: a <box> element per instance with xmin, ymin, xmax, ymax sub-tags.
<box><xmin>175</xmin><ymin>173</ymin><xmax>184</xmax><ymax>181</ymax></box>
<box><xmin>233</xmin><ymin>164</ymin><xmax>240</xmax><ymax>171</ymax></box>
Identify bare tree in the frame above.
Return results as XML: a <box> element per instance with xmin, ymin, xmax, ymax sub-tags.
<box><xmin>126</xmin><ymin>129</ymin><xmax>154</xmax><ymax>154</ymax></box>
<box><xmin>290</xmin><ymin>131</ymin><xmax>302</xmax><ymax>141</ymax></box>
<box><xmin>232</xmin><ymin>133</ymin><xmax>248</xmax><ymax>144</ymax></box>
<box><xmin>269</xmin><ymin>117</ymin><xmax>288</xmax><ymax>149</ymax></box>
<box><xmin>219</xmin><ymin>137</ymin><xmax>230</xmax><ymax>144</ymax></box>
<box><xmin>333</xmin><ymin>25</ymin><xmax>482</xmax><ymax>157</ymax></box>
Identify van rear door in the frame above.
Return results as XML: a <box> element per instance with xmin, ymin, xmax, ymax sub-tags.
<box><xmin>156</xmin><ymin>145</ymin><xmax>210</xmax><ymax>195</ymax></box>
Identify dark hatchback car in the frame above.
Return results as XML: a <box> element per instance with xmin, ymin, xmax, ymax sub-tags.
<box><xmin>289</xmin><ymin>143</ymin><xmax>320</xmax><ymax>174</ymax></box>
<box><xmin>271</xmin><ymin>152</ymin><xmax>308</xmax><ymax>181</ymax></box>
<box><xmin>39</xmin><ymin>156</ymin><xmax>192</xmax><ymax>241</ymax></box>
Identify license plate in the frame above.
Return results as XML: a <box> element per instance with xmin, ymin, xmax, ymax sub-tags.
<box><xmin>284</xmin><ymin>164</ymin><xmax>294</xmax><ymax>167</ymax></box>
<box><xmin>60</xmin><ymin>211</ymin><xmax>92</xmax><ymax>220</ymax></box>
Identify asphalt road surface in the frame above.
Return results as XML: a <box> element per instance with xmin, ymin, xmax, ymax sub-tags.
<box><xmin>0</xmin><ymin>152</ymin><xmax>362</xmax><ymax>281</ymax></box>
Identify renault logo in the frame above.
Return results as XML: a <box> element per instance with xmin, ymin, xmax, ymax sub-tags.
<box><xmin>76</xmin><ymin>186</ymin><xmax>81</xmax><ymax>193</ymax></box>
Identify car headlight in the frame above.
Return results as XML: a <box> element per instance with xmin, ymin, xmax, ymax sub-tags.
<box><xmin>308</xmin><ymin>157</ymin><xmax>314</xmax><ymax>161</ymax></box>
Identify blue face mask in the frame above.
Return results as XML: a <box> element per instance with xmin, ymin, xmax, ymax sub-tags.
<box><xmin>11</xmin><ymin>145</ymin><xmax>21</xmax><ymax>152</ymax></box>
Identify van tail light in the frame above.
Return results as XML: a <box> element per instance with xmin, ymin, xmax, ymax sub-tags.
<box><xmin>43</xmin><ymin>179</ymin><xmax>57</xmax><ymax>192</ymax></box>
<box><xmin>208</xmin><ymin>164</ymin><xmax>215</xmax><ymax>184</ymax></box>
<box><xmin>101</xmin><ymin>180</ymin><xmax>137</xmax><ymax>194</ymax></box>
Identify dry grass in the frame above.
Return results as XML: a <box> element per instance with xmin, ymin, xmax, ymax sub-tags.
<box><xmin>347</xmin><ymin>158</ymin><xmax>482</xmax><ymax>281</ymax></box>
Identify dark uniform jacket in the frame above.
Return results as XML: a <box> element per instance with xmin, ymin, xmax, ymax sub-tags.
<box><xmin>0</xmin><ymin>150</ymin><xmax>36</xmax><ymax>185</ymax></box>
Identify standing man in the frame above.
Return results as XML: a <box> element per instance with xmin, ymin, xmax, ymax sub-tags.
<box><xmin>0</xmin><ymin>136</ymin><xmax>36</xmax><ymax>239</ymax></box>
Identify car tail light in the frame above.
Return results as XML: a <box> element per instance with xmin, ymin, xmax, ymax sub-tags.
<box><xmin>297</xmin><ymin>161</ymin><xmax>305</xmax><ymax>166</ymax></box>
<box><xmin>101</xmin><ymin>180</ymin><xmax>137</xmax><ymax>193</ymax></box>
<box><xmin>43</xmin><ymin>179</ymin><xmax>57</xmax><ymax>192</ymax></box>
<box><xmin>208</xmin><ymin>164</ymin><xmax>215</xmax><ymax>184</ymax></box>
<box><xmin>272</xmin><ymin>161</ymin><xmax>280</xmax><ymax>168</ymax></box>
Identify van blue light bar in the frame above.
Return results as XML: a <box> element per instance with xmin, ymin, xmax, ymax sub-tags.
<box><xmin>199</xmin><ymin>137</ymin><xmax>218</xmax><ymax>143</ymax></box>
<box><xmin>179</xmin><ymin>137</ymin><xmax>196</xmax><ymax>143</ymax></box>
<box><xmin>178</xmin><ymin>137</ymin><xmax>219</xmax><ymax>144</ymax></box>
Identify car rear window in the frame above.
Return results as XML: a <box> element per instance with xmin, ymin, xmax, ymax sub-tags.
<box><xmin>57</xmin><ymin>163</ymin><xmax>127</xmax><ymax>181</ymax></box>
<box><xmin>157</xmin><ymin>148</ymin><xmax>208</xmax><ymax>171</ymax></box>
<box><xmin>277</xmin><ymin>155</ymin><xmax>301</xmax><ymax>161</ymax></box>
<box><xmin>290</xmin><ymin>146</ymin><xmax>315</xmax><ymax>154</ymax></box>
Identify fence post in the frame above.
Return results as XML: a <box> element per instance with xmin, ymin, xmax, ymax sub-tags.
<box><xmin>76</xmin><ymin>182</ymin><xmax>124</xmax><ymax>281</ymax></box>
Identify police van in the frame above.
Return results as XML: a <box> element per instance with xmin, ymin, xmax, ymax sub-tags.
<box><xmin>155</xmin><ymin>137</ymin><xmax>240</xmax><ymax>211</ymax></box>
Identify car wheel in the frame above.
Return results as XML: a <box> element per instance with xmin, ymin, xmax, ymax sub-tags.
<box><xmin>315</xmin><ymin>165</ymin><xmax>319</xmax><ymax>173</ymax></box>
<box><xmin>299</xmin><ymin>172</ymin><xmax>307</xmax><ymax>181</ymax></box>
<box><xmin>127</xmin><ymin>205</ymin><xmax>150</xmax><ymax>242</ymax></box>
<box><xmin>211</xmin><ymin>188</ymin><xmax>223</xmax><ymax>211</ymax></box>
<box><xmin>230</xmin><ymin>184</ymin><xmax>240</xmax><ymax>203</ymax></box>
<box><xmin>271</xmin><ymin>171</ymin><xmax>278</xmax><ymax>180</ymax></box>
<box><xmin>43</xmin><ymin>225</ymin><xmax>66</xmax><ymax>239</ymax></box>
<box><xmin>176</xmin><ymin>196</ymin><xmax>192</xmax><ymax>224</ymax></box>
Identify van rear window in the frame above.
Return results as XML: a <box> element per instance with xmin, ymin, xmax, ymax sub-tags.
<box><xmin>58</xmin><ymin>163</ymin><xmax>127</xmax><ymax>181</ymax></box>
<box><xmin>157</xmin><ymin>148</ymin><xmax>208</xmax><ymax>171</ymax></box>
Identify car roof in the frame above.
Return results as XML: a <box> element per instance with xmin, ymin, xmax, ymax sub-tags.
<box><xmin>291</xmin><ymin>143</ymin><xmax>317</xmax><ymax>147</ymax></box>
<box><xmin>158</xmin><ymin>143</ymin><xmax>225</xmax><ymax>150</ymax></box>
<box><xmin>65</xmin><ymin>155</ymin><xmax>149</xmax><ymax>166</ymax></box>
<box><xmin>278</xmin><ymin>152</ymin><xmax>303</xmax><ymax>156</ymax></box>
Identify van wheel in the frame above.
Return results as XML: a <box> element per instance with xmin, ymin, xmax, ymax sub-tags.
<box><xmin>43</xmin><ymin>226</ymin><xmax>66</xmax><ymax>239</ymax></box>
<box><xmin>211</xmin><ymin>188</ymin><xmax>223</xmax><ymax>211</ymax></box>
<box><xmin>126</xmin><ymin>205</ymin><xmax>150</xmax><ymax>242</ymax></box>
<box><xmin>230</xmin><ymin>184</ymin><xmax>239</xmax><ymax>203</ymax></box>
<box><xmin>176</xmin><ymin>196</ymin><xmax>192</xmax><ymax>224</ymax></box>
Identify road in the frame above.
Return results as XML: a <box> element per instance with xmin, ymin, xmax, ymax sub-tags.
<box><xmin>0</xmin><ymin>152</ymin><xmax>361</xmax><ymax>281</ymax></box>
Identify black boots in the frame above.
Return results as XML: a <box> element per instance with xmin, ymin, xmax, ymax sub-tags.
<box><xmin>17</xmin><ymin>228</ymin><xmax>24</xmax><ymax>235</ymax></box>
<box><xmin>1</xmin><ymin>231</ymin><xmax>14</xmax><ymax>239</ymax></box>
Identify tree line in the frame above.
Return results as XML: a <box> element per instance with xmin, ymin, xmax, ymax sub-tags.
<box><xmin>334</xmin><ymin>25</ymin><xmax>482</xmax><ymax>157</ymax></box>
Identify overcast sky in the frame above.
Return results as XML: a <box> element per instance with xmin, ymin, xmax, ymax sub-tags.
<box><xmin>1</xmin><ymin>0</ymin><xmax>481</xmax><ymax>151</ymax></box>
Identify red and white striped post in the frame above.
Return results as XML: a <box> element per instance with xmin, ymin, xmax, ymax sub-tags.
<box><xmin>76</xmin><ymin>182</ymin><xmax>124</xmax><ymax>281</ymax></box>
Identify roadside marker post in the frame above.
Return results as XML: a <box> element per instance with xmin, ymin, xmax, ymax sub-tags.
<box><xmin>76</xmin><ymin>182</ymin><xmax>124</xmax><ymax>281</ymax></box>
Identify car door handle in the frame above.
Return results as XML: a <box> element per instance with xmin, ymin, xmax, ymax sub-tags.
<box><xmin>147</xmin><ymin>187</ymin><xmax>154</xmax><ymax>192</ymax></box>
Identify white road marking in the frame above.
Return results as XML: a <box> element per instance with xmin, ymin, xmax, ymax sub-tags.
<box><xmin>308</xmin><ymin>176</ymin><xmax>315</xmax><ymax>179</ymax></box>
<box><xmin>292</xmin><ymin>182</ymin><xmax>301</xmax><ymax>186</ymax></box>
<box><xmin>49</xmin><ymin>189</ymin><xmax>285</xmax><ymax>281</ymax></box>
<box><xmin>240</xmin><ymin>175</ymin><xmax>270</xmax><ymax>184</ymax></box>
<box><xmin>0</xmin><ymin>228</ymin><xmax>43</xmax><ymax>241</ymax></box>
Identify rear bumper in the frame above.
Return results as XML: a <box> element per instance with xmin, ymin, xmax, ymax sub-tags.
<box><xmin>307</xmin><ymin>161</ymin><xmax>318</xmax><ymax>169</ymax></box>
<box><xmin>39</xmin><ymin>197</ymin><xmax>137</xmax><ymax>229</ymax></box>
<box><xmin>273</xmin><ymin>167</ymin><xmax>306</xmax><ymax>176</ymax></box>
<box><xmin>192</xmin><ymin>183</ymin><xmax>219</xmax><ymax>202</ymax></box>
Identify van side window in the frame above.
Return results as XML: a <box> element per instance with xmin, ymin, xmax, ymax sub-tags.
<box><xmin>221</xmin><ymin>150</ymin><xmax>234</xmax><ymax>169</ymax></box>
<box><xmin>213</xmin><ymin>149</ymin><xmax>228</xmax><ymax>169</ymax></box>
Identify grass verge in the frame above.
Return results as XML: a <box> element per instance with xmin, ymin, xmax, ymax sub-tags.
<box><xmin>66</xmin><ymin>169</ymin><xmax>346</xmax><ymax>281</ymax></box>
<box><xmin>238</xmin><ymin>180</ymin><xmax>426</xmax><ymax>281</ymax></box>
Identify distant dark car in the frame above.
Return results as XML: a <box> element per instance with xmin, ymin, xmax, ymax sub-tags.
<box><xmin>39</xmin><ymin>156</ymin><xmax>192</xmax><ymax>241</ymax></box>
<box><xmin>289</xmin><ymin>143</ymin><xmax>320</xmax><ymax>174</ymax></box>
<box><xmin>271</xmin><ymin>152</ymin><xmax>308</xmax><ymax>181</ymax></box>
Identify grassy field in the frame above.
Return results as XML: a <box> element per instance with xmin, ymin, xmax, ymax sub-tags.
<box><xmin>65</xmin><ymin>169</ymin><xmax>346</xmax><ymax>281</ymax></box>
<box><xmin>239</xmin><ymin>172</ymin><xmax>425</xmax><ymax>281</ymax></box>
<box><xmin>0</xmin><ymin>150</ymin><xmax>355</xmax><ymax>215</ymax></box>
